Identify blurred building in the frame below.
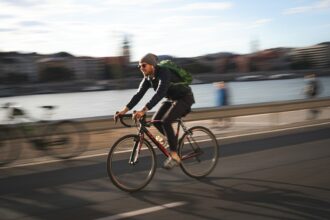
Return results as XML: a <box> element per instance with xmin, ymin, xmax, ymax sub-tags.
<box><xmin>37</xmin><ymin>54</ymin><xmax>74</xmax><ymax>82</ymax></box>
<box><xmin>217</xmin><ymin>48</ymin><xmax>290</xmax><ymax>73</ymax></box>
<box><xmin>234</xmin><ymin>55</ymin><xmax>249</xmax><ymax>72</ymax></box>
<box><xmin>0</xmin><ymin>52</ymin><xmax>39</xmax><ymax>83</ymax></box>
<box><xmin>1</xmin><ymin>41</ymin><xmax>329</xmax><ymax>85</ymax></box>
<box><xmin>250</xmin><ymin>48</ymin><xmax>291</xmax><ymax>71</ymax></box>
<box><xmin>0</xmin><ymin>34</ymin><xmax>132</xmax><ymax>84</ymax></box>
<box><xmin>122</xmin><ymin>35</ymin><xmax>131</xmax><ymax>64</ymax></box>
<box><xmin>290</xmin><ymin>42</ymin><xmax>330</xmax><ymax>69</ymax></box>
<box><xmin>72</xmin><ymin>57</ymin><xmax>104</xmax><ymax>81</ymax></box>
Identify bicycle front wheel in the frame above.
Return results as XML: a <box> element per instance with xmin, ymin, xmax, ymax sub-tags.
<box><xmin>43</xmin><ymin>121</ymin><xmax>88</xmax><ymax>159</ymax></box>
<box><xmin>107</xmin><ymin>134</ymin><xmax>156</xmax><ymax>192</ymax></box>
<box><xmin>178</xmin><ymin>126</ymin><xmax>219</xmax><ymax>178</ymax></box>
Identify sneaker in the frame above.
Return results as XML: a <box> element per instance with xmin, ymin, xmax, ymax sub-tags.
<box><xmin>163</xmin><ymin>157</ymin><xmax>180</xmax><ymax>170</ymax></box>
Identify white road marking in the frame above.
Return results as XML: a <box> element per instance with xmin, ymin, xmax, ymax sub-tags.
<box><xmin>1</xmin><ymin>121</ymin><xmax>329</xmax><ymax>169</ymax></box>
<box><xmin>95</xmin><ymin>201</ymin><xmax>186</xmax><ymax>220</ymax></box>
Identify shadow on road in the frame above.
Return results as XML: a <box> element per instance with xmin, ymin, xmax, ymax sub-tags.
<box><xmin>130</xmin><ymin>176</ymin><xmax>330</xmax><ymax>220</ymax></box>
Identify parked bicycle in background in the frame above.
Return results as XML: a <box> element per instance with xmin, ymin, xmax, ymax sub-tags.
<box><xmin>0</xmin><ymin>102</ymin><xmax>89</xmax><ymax>166</ymax></box>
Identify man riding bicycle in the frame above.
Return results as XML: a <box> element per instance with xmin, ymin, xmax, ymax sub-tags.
<box><xmin>115</xmin><ymin>53</ymin><xmax>195</xmax><ymax>169</ymax></box>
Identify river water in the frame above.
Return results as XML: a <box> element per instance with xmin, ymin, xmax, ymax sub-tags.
<box><xmin>1</xmin><ymin>77</ymin><xmax>329</xmax><ymax>120</ymax></box>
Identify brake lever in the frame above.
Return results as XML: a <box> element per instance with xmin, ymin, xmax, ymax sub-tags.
<box><xmin>132</xmin><ymin>110</ymin><xmax>137</xmax><ymax>124</ymax></box>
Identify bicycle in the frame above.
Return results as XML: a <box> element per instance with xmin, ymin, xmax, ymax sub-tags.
<box><xmin>107</xmin><ymin>112</ymin><xmax>219</xmax><ymax>192</ymax></box>
<box><xmin>0</xmin><ymin>102</ymin><xmax>89</xmax><ymax>166</ymax></box>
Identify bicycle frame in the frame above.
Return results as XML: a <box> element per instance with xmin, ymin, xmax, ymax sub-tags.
<box><xmin>127</xmin><ymin>117</ymin><xmax>194</xmax><ymax>165</ymax></box>
<box><xmin>109</xmin><ymin>113</ymin><xmax>219</xmax><ymax>192</ymax></box>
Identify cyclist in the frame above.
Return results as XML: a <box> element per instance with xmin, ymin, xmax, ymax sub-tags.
<box><xmin>115</xmin><ymin>53</ymin><xmax>195</xmax><ymax>169</ymax></box>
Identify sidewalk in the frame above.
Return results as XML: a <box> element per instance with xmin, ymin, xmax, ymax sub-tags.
<box><xmin>187</xmin><ymin>107</ymin><xmax>330</xmax><ymax>136</ymax></box>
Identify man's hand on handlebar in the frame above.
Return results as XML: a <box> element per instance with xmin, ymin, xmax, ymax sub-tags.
<box><xmin>115</xmin><ymin>106</ymin><xmax>148</xmax><ymax>125</ymax></box>
<box><xmin>132</xmin><ymin>110</ymin><xmax>145</xmax><ymax>120</ymax></box>
<box><xmin>114</xmin><ymin>107</ymin><xmax>129</xmax><ymax>122</ymax></box>
<box><xmin>132</xmin><ymin>106</ymin><xmax>148</xmax><ymax>120</ymax></box>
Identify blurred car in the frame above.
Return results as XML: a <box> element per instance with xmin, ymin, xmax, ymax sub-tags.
<box><xmin>268</xmin><ymin>73</ymin><xmax>296</xmax><ymax>80</ymax></box>
<box><xmin>235</xmin><ymin>75</ymin><xmax>265</xmax><ymax>81</ymax></box>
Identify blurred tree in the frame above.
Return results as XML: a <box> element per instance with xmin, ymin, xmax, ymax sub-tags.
<box><xmin>182</xmin><ymin>62</ymin><xmax>214</xmax><ymax>74</ymax></box>
<box><xmin>104</xmin><ymin>64</ymin><xmax>123</xmax><ymax>79</ymax></box>
<box><xmin>1</xmin><ymin>72</ymin><xmax>29</xmax><ymax>84</ymax></box>
<box><xmin>40</xmin><ymin>66</ymin><xmax>74</xmax><ymax>82</ymax></box>
<box><xmin>122</xmin><ymin>65</ymin><xmax>139</xmax><ymax>78</ymax></box>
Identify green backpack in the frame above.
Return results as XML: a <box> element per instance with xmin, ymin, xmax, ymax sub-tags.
<box><xmin>158</xmin><ymin>60</ymin><xmax>193</xmax><ymax>85</ymax></box>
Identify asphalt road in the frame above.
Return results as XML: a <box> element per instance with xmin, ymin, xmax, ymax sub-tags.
<box><xmin>1</xmin><ymin>123</ymin><xmax>330</xmax><ymax>220</ymax></box>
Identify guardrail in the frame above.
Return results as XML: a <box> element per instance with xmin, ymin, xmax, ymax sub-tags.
<box><xmin>2</xmin><ymin>97</ymin><xmax>329</xmax><ymax>164</ymax></box>
<box><xmin>79</xmin><ymin>97</ymin><xmax>330</xmax><ymax>131</ymax></box>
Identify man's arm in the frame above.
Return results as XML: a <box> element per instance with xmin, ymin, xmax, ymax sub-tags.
<box><xmin>145</xmin><ymin>68</ymin><xmax>171</xmax><ymax>110</ymax></box>
<box><xmin>126</xmin><ymin>78</ymin><xmax>150</xmax><ymax>110</ymax></box>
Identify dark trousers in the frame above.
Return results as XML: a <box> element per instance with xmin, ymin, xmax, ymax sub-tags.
<box><xmin>152</xmin><ymin>94</ymin><xmax>194</xmax><ymax>151</ymax></box>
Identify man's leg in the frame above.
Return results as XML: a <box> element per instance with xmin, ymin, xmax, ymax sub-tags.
<box><xmin>162</xmin><ymin>99</ymin><xmax>192</xmax><ymax>169</ymax></box>
<box><xmin>162</xmin><ymin>99</ymin><xmax>191</xmax><ymax>152</ymax></box>
<box><xmin>152</xmin><ymin>101</ymin><xmax>172</xmax><ymax>135</ymax></box>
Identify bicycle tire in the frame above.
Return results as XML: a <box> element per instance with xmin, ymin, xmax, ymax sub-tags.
<box><xmin>43</xmin><ymin>120</ymin><xmax>88</xmax><ymax>159</ymax></box>
<box><xmin>178</xmin><ymin>126</ymin><xmax>219</xmax><ymax>178</ymax></box>
<box><xmin>0</xmin><ymin>126</ymin><xmax>22</xmax><ymax>166</ymax></box>
<box><xmin>107</xmin><ymin>134</ymin><xmax>156</xmax><ymax>192</ymax></box>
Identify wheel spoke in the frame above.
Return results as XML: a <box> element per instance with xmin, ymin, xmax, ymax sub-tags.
<box><xmin>107</xmin><ymin>135</ymin><xmax>156</xmax><ymax>192</ymax></box>
<box><xmin>179</xmin><ymin>126</ymin><xmax>218</xmax><ymax>178</ymax></box>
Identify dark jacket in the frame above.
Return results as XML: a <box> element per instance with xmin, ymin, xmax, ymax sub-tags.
<box><xmin>126</xmin><ymin>65</ymin><xmax>194</xmax><ymax>110</ymax></box>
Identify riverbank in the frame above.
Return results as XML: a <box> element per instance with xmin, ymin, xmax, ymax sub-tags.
<box><xmin>1</xmin><ymin>69</ymin><xmax>329</xmax><ymax>98</ymax></box>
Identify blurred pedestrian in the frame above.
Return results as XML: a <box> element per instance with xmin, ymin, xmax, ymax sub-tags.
<box><xmin>304</xmin><ymin>73</ymin><xmax>320</xmax><ymax>119</ymax></box>
<box><xmin>215</xmin><ymin>81</ymin><xmax>228</xmax><ymax>107</ymax></box>
<box><xmin>213</xmin><ymin>81</ymin><xmax>230</xmax><ymax>127</ymax></box>
<box><xmin>304</xmin><ymin>73</ymin><xmax>319</xmax><ymax>98</ymax></box>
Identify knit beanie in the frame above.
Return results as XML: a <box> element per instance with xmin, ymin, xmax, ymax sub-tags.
<box><xmin>140</xmin><ymin>53</ymin><xmax>158</xmax><ymax>66</ymax></box>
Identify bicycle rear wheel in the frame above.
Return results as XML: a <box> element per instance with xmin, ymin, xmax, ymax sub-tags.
<box><xmin>43</xmin><ymin>121</ymin><xmax>88</xmax><ymax>159</ymax></box>
<box><xmin>107</xmin><ymin>134</ymin><xmax>156</xmax><ymax>192</ymax></box>
<box><xmin>178</xmin><ymin>126</ymin><xmax>219</xmax><ymax>178</ymax></box>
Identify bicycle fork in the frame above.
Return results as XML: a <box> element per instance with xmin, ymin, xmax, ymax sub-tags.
<box><xmin>129</xmin><ymin>135</ymin><xmax>143</xmax><ymax>165</ymax></box>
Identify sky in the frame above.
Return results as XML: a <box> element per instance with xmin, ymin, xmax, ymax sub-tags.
<box><xmin>0</xmin><ymin>0</ymin><xmax>329</xmax><ymax>61</ymax></box>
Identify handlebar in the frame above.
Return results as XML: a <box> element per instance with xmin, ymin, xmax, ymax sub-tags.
<box><xmin>114</xmin><ymin>112</ymin><xmax>133</xmax><ymax>127</ymax></box>
<box><xmin>114</xmin><ymin>111</ymin><xmax>148</xmax><ymax>128</ymax></box>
